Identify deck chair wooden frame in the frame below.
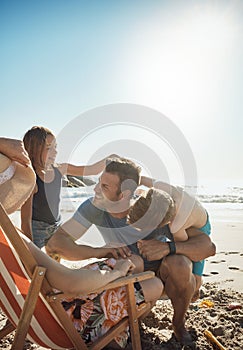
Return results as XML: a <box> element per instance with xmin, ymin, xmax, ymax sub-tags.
<box><xmin>0</xmin><ymin>203</ymin><xmax>154</xmax><ymax>350</ymax></box>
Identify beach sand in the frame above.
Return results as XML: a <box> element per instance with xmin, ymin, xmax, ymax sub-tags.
<box><xmin>1</xmin><ymin>208</ymin><xmax>242</xmax><ymax>349</ymax></box>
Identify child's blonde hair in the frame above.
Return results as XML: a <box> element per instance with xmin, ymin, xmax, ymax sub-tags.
<box><xmin>128</xmin><ymin>188</ymin><xmax>175</xmax><ymax>230</ymax></box>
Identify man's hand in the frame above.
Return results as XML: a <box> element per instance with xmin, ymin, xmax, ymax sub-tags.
<box><xmin>137</xmin><ymin>239</ymin><xmax>170</xmax><ymax>261</ymax></box>
<box><xmin>102</xmin><ymin>243</ymin><xmax>132</xmax><ymax>259</ymax></box>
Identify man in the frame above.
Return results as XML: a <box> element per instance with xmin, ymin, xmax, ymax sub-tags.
<box><xmin>46</xmin><ymin>157</ymin><xmax>216</xmax><ymax>345</ymax></box>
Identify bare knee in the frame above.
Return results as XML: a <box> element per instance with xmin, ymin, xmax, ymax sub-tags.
<box><xmin>140</xmin><ymin>277</ymin><xmax>164</xmax><ymax>303</ymax></box>
<box><xmin>159</xmin><ymin>255</ymin><xmax>193</xmax><ymax>288</ymax></box>
<box><xmin>129</xmin><ymin>254</ymin><xmax>144</xmax><ymax>273</ymax></box>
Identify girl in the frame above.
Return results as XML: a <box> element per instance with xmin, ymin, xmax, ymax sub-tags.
<box><xmin>21</xmin><ymin>126</ymin><xmax>116</xmax><ymax>248</ymax></box>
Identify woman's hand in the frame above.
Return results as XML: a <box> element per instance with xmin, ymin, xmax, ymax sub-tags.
<box><xmin>113</xmin><ymin>258</ymin><xmax>135</xmax><ymax>277</ymax></box>
<box><xmin>0</xmin><ymin>138</ymin><xmax>31</xmax><ymax>166</ymax></box>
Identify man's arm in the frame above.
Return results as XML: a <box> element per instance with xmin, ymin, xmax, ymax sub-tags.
<box><xmin>46</xmin><ymin>218</ymin><xmax>93</xmax><ymax>260</ymax></box>
<box><xmin>175</xmin><ymin>227</ymin><xmax>216</xmax><ymax>261</ymax></box>
<box><xmin>46</xmin><ymin>218</ymin><xmax>130</xmax><ymax>261</ymax></box>
<box><xmin>137</xmin><ymin>228</ymin><xmax>216</xmax><ymax>262</ymax></box>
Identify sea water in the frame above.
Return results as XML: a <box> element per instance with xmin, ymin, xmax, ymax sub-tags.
<box><xmin>59</xmin><ymin>180</ymin><xmax>243</xmax><ymax>247</ymax></box>
<box><xmin>11</xmin><ymin>181</ymin><xmax>242</xmax><ymax>247</ymax></box>
<box><xmin>61</xmin><ymin>180</ymin><xmax>243</xmax><ymax>219</ymax></box>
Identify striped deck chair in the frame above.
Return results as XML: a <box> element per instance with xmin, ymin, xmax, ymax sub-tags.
<box><xmin>0</xmin><ymin>203</ymin><xmax>154</xmax><ymax>350</ymax></box>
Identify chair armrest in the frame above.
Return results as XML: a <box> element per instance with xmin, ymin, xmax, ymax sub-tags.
<box><xmin>46</xmin><ymin>271</ymin><xmax>155</xmax><ymax>301</ymax></box>
<box><xmin>93</xmin><ymin>271</ymin><xmax>155</xmax><ymax>294</ymax></box>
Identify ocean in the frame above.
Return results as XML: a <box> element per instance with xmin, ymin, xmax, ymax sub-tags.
<box><xmin>9</xmin><ymin>181</ymin><xmax>242</xmax><ymax>283</ymax></box>
<box><xmin>60</xmin><ymin>180</ymin><xmax>243</xmax><ymax>220</ymax></box>
<box><xmin>10</xmin><ymin>181</ymin><xmax>243</xmax><ymax>248</ymax></box>
<box><xmin>58</xmin><ymin>181</ymin><xmax>243</xmax><ymax>249</ymax></box>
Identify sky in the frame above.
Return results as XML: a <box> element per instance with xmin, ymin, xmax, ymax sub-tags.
<box><xmin>1</xmin><ymin>0</ymin><xmax>243</xmax><ymax>185</ymax></box>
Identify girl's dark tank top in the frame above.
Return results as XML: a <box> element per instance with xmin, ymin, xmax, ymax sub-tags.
<box><xmin>32</xmin><ymin>166</ymin><xmax>62</xmax><ymax>224</ymax></box>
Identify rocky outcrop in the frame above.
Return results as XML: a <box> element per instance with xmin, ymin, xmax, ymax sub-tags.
<box><xmin>62</xmin><ymin>175</ymin><xmax>96</xmax><ymax>187</ymax></box>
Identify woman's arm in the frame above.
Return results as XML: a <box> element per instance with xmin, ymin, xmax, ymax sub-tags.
<box><xmin>25</xmin><ymin>234</ymin><xmax>134</xmax><ymax>296</ymax></box>
<box><xmin>0</xmin><ymin>137</ymin><xmax>30</xmax><ymax>166</ymax></box>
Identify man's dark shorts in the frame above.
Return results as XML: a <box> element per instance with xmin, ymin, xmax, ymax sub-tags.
<box><xmin>128</xmin><ymin>242</ymin><xmax>162</xmax><ymax>272</ymax></box>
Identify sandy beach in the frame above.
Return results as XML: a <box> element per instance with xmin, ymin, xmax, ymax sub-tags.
<box><xmin>1</xmin><ymin>205</ymin><xmax>242</xmax><ymax>349</ymax></box>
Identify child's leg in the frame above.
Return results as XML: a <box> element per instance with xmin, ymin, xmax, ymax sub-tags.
<box><xmin>191</xmin><ymin>260</ymin><xmax>204</xmax><ymax>302</ymax></box>
<box><xmin>191</xmin><ymin>213</ymin><xmax>212</xmax><ymax>302</ymax></box>
<box><xmin>191</xmin><ymin>275</ymin><xmax>202</xmax><ymax>302</ymax></box>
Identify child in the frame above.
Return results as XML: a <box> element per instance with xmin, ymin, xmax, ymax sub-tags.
<box><xmin>21</xmin><ymin>126</ymin><xmax>117</xmax><ymax>248</ymax></box>
<box><xmin>128</xmin><ymin>176</ymin><xmax>212</xmax><ymax>298</ymax></box>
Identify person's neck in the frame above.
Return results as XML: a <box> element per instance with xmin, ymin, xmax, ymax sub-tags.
<box><xmin>107</xmin><ymin>199</ymin><xmax>131</xmax><ymax>219</ymax></box>
<box><xmin>109</xmin><ymin>209</ymin><xmax>129</xmax><ymax>219</ymax></box>
<box><xmin>37</xmin><ymin>164</ymin><xmax>53</xmax><ymax>172</ymax></box>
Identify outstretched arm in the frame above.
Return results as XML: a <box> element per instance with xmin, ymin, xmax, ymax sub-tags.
<box><xmin>59</xmin><ymin>154</ymin><xmax>119</xmax><ymax>177</ymax></box>
<box><xmin>140</xmin><ymin>176</ymin><xmax>176</xmax><ymax>196</ymax></box>
<box><xmin>140</xmin><ymin>175</ymin><xmax>155</xmax><ymax>188</ymax></box>
<box><xmin>24</xmin><ymin>233</ymin><xmax>134</xmax><ymax>296</ymax></box>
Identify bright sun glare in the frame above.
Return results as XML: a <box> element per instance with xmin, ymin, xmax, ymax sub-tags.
<box><xmin>123</xmin><ymin>2</ymin><xmax>239</xmax><ymax>126</ymax></box>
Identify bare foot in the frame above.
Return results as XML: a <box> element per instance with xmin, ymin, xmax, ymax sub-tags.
<box><xmin>173</xmin><ymin>325</ymin><xmax>194</xmax><ymax>346</ymax></box>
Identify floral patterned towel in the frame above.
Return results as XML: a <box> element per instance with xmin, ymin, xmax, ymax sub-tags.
<box><xmin>61</xmin><ymin>258</ymin><xmax>145</xmax><ymax>348</ymax></box>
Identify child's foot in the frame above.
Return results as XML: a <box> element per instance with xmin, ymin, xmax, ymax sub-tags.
<box><xmin>191</xmin><ymin>289</ymin><xmax>200</xmax><ymax>302</ymax></box>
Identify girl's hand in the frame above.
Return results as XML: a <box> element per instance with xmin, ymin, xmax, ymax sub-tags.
<box><xmin>113</xmin><ymin>258</ymin><xmax>135</xmax><ymax>277</ymax></box>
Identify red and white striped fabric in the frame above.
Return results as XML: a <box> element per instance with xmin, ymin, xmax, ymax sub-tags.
<box><xmin>0</xmin><ymin>227</ymin><xmax>74</xmax><ymax>349</ymax></box>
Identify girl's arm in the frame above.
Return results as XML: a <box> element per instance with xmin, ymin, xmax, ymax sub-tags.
<box><xmin>59</xmin><ymin>154</ymin><xmax>118</xmax><ymax>177</ymax></box>
<box><xmin>20</xmin><ymin>186</ymin><xmax>36</xmax><ymax>240</ymax></box>
<box><xmin>140</xmin><ymin>175</ymin><xmax>155</xmax><ymax>188</ymax></box>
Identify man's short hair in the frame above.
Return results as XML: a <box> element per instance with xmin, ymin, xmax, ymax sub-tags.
<box><xmin>105</xmin><ymin>157</ymin><xmax>141</xmax><ymax>195</ymax></box>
